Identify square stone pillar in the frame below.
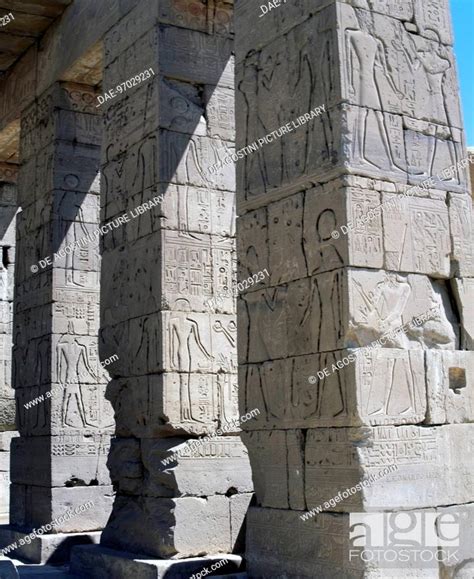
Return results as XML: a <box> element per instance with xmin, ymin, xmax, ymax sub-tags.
<box><xmin>0</xmin><ymin>82</ymin><xmax>114</xmax><ymax>563</ymax></box>
<box><xmin>0</xmin><ymin>166</ymin><xmax>18</xmax><ymax>524</ymax></box>
<box><xmin>235</xmin><ymin>1</ymin><xmax>474</xmax><ymax>577</ymax></box>
<box><xmin>71</xmin><ymin>1</ymin><xmax>251</xmax><ymax>576</ymax></box>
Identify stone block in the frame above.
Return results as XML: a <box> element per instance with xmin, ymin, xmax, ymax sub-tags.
<box><xmin>0</xmin><ymin>400</ymin><xmax>14</xmax><ymax>431</ymax></box>
<box><xmin>103</xmin><ymin>29</ymin><xmax>157</xmax><ymax>93</ymax></box>
<box><xmin>35</xmin><ymin>142</ymin><xmax>101</xmax><ymax>198</ymax></box>
<box><xmin>158</xmin><ymin>0</ymin><xmax>233</xmax><ymax>37</ymax></box>
<box><xmin>205</xmin><ymin>85</ymin><xmax>235</xmax><ymax>142</ymax></box>
<box><xmin>0</xmin><ymin>479</ymin><xmax>9</xmax><ymax>522</ymax></box>
<box><xmin>108</xmin><ymin>371</ymin><xmax>239</xmax><ymax>438</ymax></box>
<box><xmin>413</xmin><ymin>0</ymin><xmax>454</xmax><ymax>45</ymax></box>
<box><xmin>138</xmin><ymin>437</ymin><xmax>252</xmax><ymax>497</ymax></box>
<box><xmin>106</xmin><ymin>437</ymin><xmax>143</xmax><ymax>495</ymax></box>
<box><xmin>0</xmin><ymin>432</ymin><xmax>17</xmax><ymax>452</ymax></box>
<box><xmin>0</xmin><ymin>301</ymin><xmax>12</xmax><ymax>336</ymax></box>
<box><xmin>339</xmin><ymin>4</ymin><xmax>458</xmax><ymax>118</ymax></box>
<box><xmin>55</xmin><ymin>108</ymin><xmax>103</xmax><ymax>147</ymax></box>
<box><xmin>101</xmin><ymin>230</ymin><xmax>234</xmax><ymax>320</ymax></box>
<box><xmin>239</xmin><ymin>348</ymin><xmax>428</xmax><ymax>430</ymax></box>
<box><xmin>235</xmin><ymin>0</ymin><xmax>328</xmax><ymax>65</ymax></box>
<box><xmin>157</xmin><ymin>26</ymin><xmax>233</xmax><ymax>89</ymax></box>
<box><xmin>242</xmin><ymin>424</ymin><xmax>474</xmax><ymax>512</ymax></box>
<box><xmin>13</xmin><ymin>296</ymin><xmax>99</xmax><ymax>342</ymax></box>
<box><xmin>451</xmin><ymin>278</ymin><xmax>474</xmax><ymax>350</ymax></box>
<box><xmin>159</xmin><ymin>78</ymin><xmax>207</xmax><ymax>138</ymax></box>
<box><xmin>16</xmin><ymin>219</ymin><xmax>100</xmax><ymax>279</ymax></box>
<box><xmin>236</xmin><ymin>45</ymin><xmax>467</xmax><ymax>205</ymax></box>
<box><xmin>448</xmin><ymin>193</ymin><xmax>474</xmax><ymax>277</ymax></box>
<box><xmin>160</xmin><ymin>231</ymin><xmax>235</xmax><ymax>314</ymax></box>
<box><xmin>16</xmin><ymin>384</ymin><xmax>113</xmax><ymax>438</ymax></box>
<box><xmin>240</xmin><ymin>431</ymin><xmax>304</xmax><ymax>510</ymax></box>
<box><xmin>71</xmin><ymin>545</ymin><xmax>242</xmax><ymax>579</ymax></box>
<box><xmin>10</xmin><ymin>484</ymin><xmax>114</xmax><ymax>533</ymax></box>
<box><xmin>101</xmin><ymin>312</ymin><xmax>237</xmax><ymax>380</ymax></box>
<box><xmin>15</xmin><ymin>156</ymin><xmax>36</xmax><ymax>209</ymax></box>
<box><xmin>0</xmin><ymin>205</ymin><xmax>17</xmax><ymax>249</ymax></box>
<box><xmin>230</xmin><ymin>493</ymin><xmax>252</xmax><ymax>552</ymax></box>
<box><xmin>14</xmin><ymin>329</ymin><xmax>106</xmax><ymax>389</ymax></box>
<box><xmin>0</xmin><ymin>451</ymin><xmax>8</xmax><ymax>472</ymax></box>
<box><xmin>238</xmin><ymin>268</ymin><xmax>458</xmax><ymax>365</ymax></box>
<box><xmin>0</xmin><ymin>183</ymin><xmax>16</xmax><ymax>206</ymax></box>
<box><xmin>0</xmin><ymin>526</ymin><xmax>101</xmax><ymax>564</ymax></box>
<box><xmin>304</xmin><ymin>424</ymin><xmax>474</xmax><ymax>511</ymax></box>
<box><xmin>438</xmin><ymin>503</ymin><xmax>474</xmax><ymax>578</ymax></box>
<box><xmin>160</xmin><ymin>185</ymin><xmax>236</xmax><ymax>239</ymax></box>
<box><xmin>246</xmin><ymin>506</ymin><xmax>465</xmax><ymax>578</ymax></box>
<box><xmin>101</xmin><ymin>495</ymin><xmax>232</xmax><ymax>558</ymax></box>
<box><xmin>382</xmin><ymin>193</ymin><xmax>450</xmax><ymax>277</ymax></box>
<box><xmin>238</xmin><ymin>184</ymin><xmax>457</xmax><ymax>286</ymax></box>
<box><xmin>106</xmin><ymin>436</ymin><xmax>251</xmax><ymax>498</ymax></box>
<box><xmin>426</xmin><ymin>351</ymin><xmax>474</xmax><ymax>424</ymax></box>
<box><xmin>246</xmin><ymin>507</ymin><xmax>358</xmax><ymax>579</ymax></box>
<box><xmin>160</xmin><ymin>130</ymin><xmax>235</xmax><ymax>192</ymax></box>
<box><xmin>104</xmin><ymin>0</ymin><xmax>158</xmax><ymax>64</ymax></box>
<box><xmin>101</xmin><ymin>81</ymin><xmax>159</xmax><ymax>162</ymax></box>
<box><xmin>10</xmin><ymin>436</ymin><xmax>111</xmax><ymax>487</ymax></box>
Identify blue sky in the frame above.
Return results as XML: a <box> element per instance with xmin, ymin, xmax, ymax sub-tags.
<box><xmin>451</xmin><ymin>0</ymin><xmax>474</xmax><ymax>145</ymax></box>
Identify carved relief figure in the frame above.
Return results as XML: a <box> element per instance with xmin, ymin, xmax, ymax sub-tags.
<box><xmin>353</xmin><ymin>273</ymin><xmax>411</xmax><ymax>346</ymax></box>
<box><xmin>365</xmin><ymin>353</ymin><xmax>419</xmax><ymax>418</ymax></box>
<box><xmin>302</xmin><ymin>270</ymin><xmax>344</xmax><ymax>353</ymax></box>
<box><xmin>312</xmin><ymin>209</ymin><xmax>344</xmax><ymax>272</ymax></box>
<box><xmin>57</xmin><ymin>322</ymin><xmax>98</xmax><ymax>427</ymax></box>
<box><xmin>415</xmin><ymin>34</ymin><xmax>459</xmax><ymax>180</ymax></box>
<box><xmin>258</xmin><ymin>45</ymin><xmax>288</xmax><ymax>188</ymax></box>
<box><xmin>170</xmin><ymin>299</ymin><xmax>211</xmax><ymax>423</ymax></box>
<box><xmin>319</xmin><ymin>30</ymin><xmax>336</xmax><ymax>162</ymax></box>
<box><xmin>346</xmin><ymin>8</ymin><xmax>404</xmax><ymax>172</ymax></box>
<box><xmin>284</xmin><ymin>34</ymin><xmax>314</xmax><ymax>179</ymax></box>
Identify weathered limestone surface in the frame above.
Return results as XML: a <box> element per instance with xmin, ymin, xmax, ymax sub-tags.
<box><xmin>0</xmin><ymin>174</ymin><xmax>18</xmax><ymax>524</ymax></box>
<box><xmin>71</xmin><ymin>546</ymin><xmax>243</xmax><ymax>579</ymax></box>
<box><xmin>242</xmin><ymin>424</ymin><xmax>474</xmax><ymax>512</ymax></box>
<box><xmin>235</xmin><ymin>0</ymin><xmax>474</xmax><ymax>576</ymax></box>
<box><xmin>0</xmin><ymin>82</ymin><xmax>114</xmax><ymax>550</ymax></box>
<box><xmin>0</xmin><ymin>527</ymin><xmax>101</xmax><ymax>565</ymax></box>
<box><xmin>246</xmin><ymin>506</ymin><xmax>467</xmax><ymax>579</ymax></box>
<box><xmin>67</xmin><ymin>0</ymin><xmax>252</xmax><ymax>569</ymax></box>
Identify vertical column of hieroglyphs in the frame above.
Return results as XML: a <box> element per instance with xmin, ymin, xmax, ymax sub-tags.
<box><xmin>10</xmin><ymin>82</ymin><xmax>114</xmax><ymax>533</ymax></box>
<box><xmin>99</xmin><ymin>0</ymin><xmax>252</xmax><ymax>559</ymax></box>
<box><xmin>236</xmin><ymin>0</ymin><xmax>474</xmax><ymax>576</ymax></box>
<box><xmin>0</xmin><ymin>164</ymin><xmax>18</xmax><ymax>523</ymax></box>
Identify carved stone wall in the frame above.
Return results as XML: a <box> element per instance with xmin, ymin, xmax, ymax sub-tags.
<box><xmin>93</xmin><ymin>0</ymin><xmax>252</xmax><ymax>562</ymax></box>
<box><xmin>9</xmin><ymin>82</ymin><xmax>114</xmax><ymax>535</ymax></box>
<box><xmin>0</xmin><ymin>167</ymin><xmax>18</xmax><ymax>524</ymax></box>
<box><xmin>235</xmin><ymin>1</ymin><xmax>474</xmax><ymax>577</ymax></box>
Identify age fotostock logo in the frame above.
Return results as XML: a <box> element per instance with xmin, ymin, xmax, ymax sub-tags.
<box><xmin>349</xmin><ymin>512</ymin><xmax>460</xmax><ymax>566</ymax></box>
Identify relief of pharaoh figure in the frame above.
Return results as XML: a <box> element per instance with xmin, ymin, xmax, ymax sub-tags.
<box><xmin>353</xmin><ymin>273</ymin><xmax>411</xmax><ymax>347</ymax></box>
<box><xmin>346</xmin><ymin>6</ymin><xmax>405</xmax><ymax>172</ymax></box>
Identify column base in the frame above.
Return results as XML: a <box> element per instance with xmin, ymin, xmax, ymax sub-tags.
<box><xmin>0</xmin><ymin>525</ymin><xmax>100</xmax><ymax>564</ymax></box>
<box><xmin>246</xmin><ymin>506</ymin><xmax>474</xmax><ymax>579</ymax></box>
<box><xmin>71</xmin><ymin>545</ymin><xmax>243</xmax><ymax>579</ymax></box>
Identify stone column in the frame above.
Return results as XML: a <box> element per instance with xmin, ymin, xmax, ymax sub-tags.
<box><xmin>71</xmin><ymin>1</ymin><xmax>251</xmax><ymax>576</ymax></box>
<box><xmin>235</xmin><ymin>1</ymin><xmax>474</xmax><ymax>577</ymax></box>
<box><xmin>0</xmin><ymin>82</ymin><xmax>114</xmax><ymax>564</ymax></box>
<box><xmin>0</xmin><ymin>164</ymin><xmax>18</xmax><ymax>524</ymax></box>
